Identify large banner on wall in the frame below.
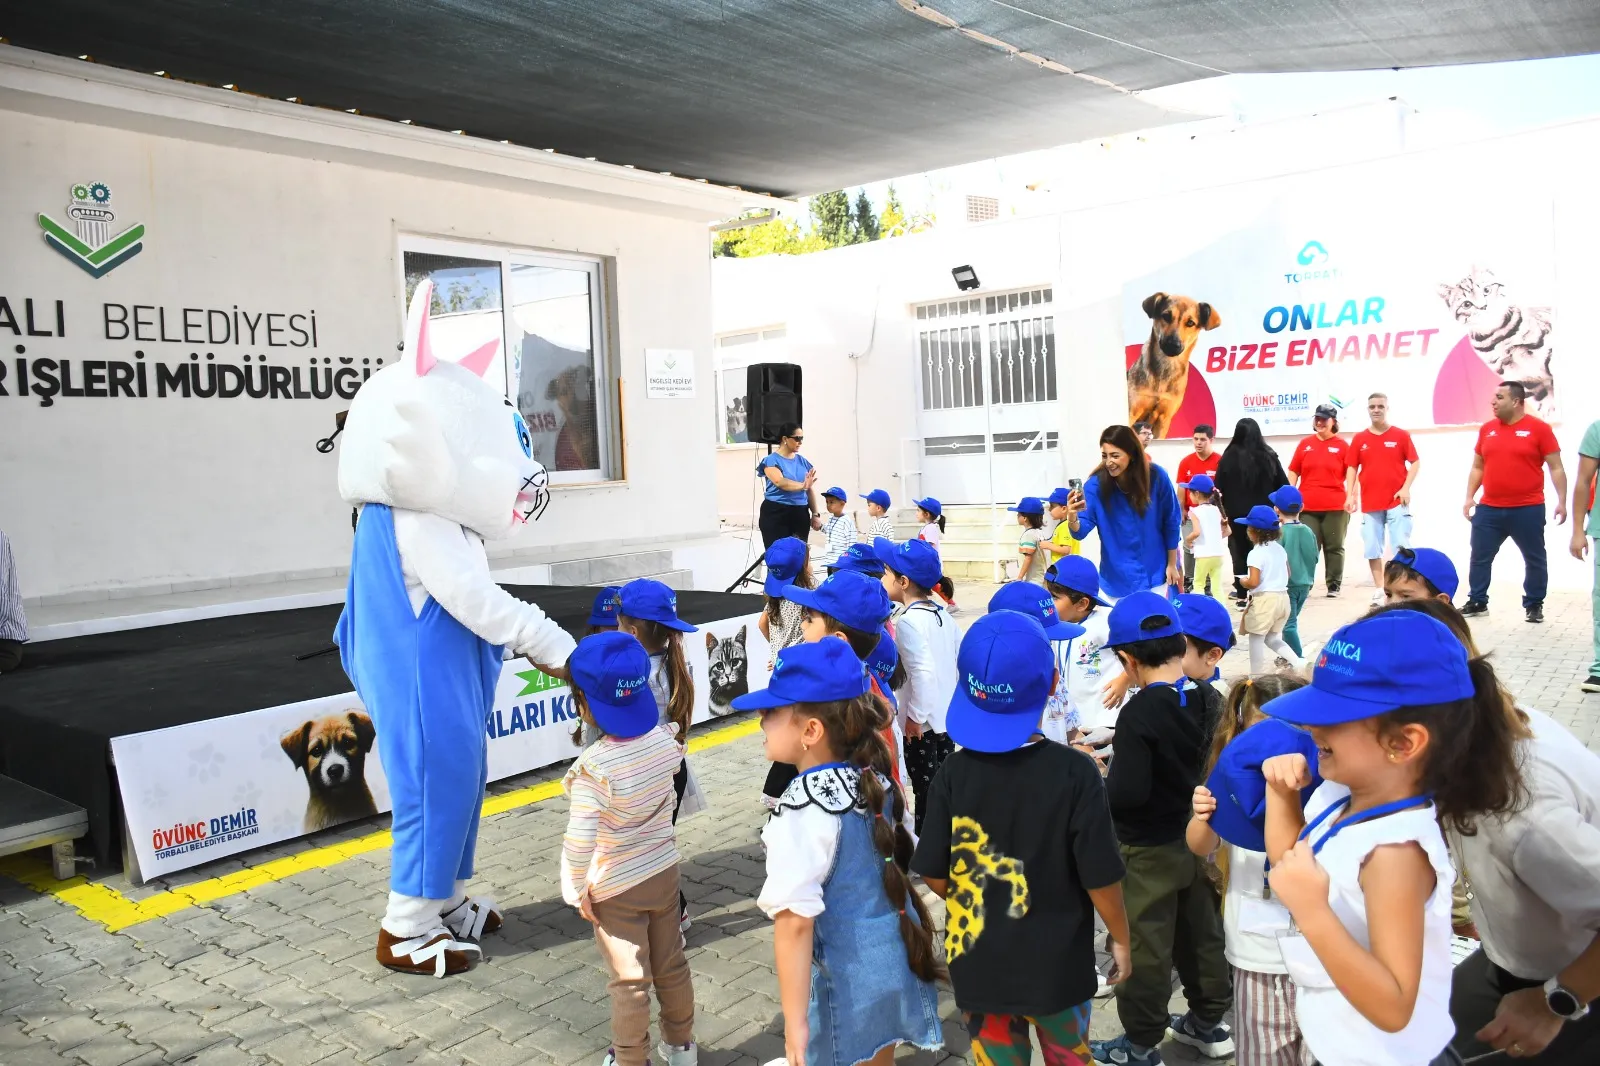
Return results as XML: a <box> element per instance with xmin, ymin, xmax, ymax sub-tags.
<box><xmin>1122</xmin><ymin>194</ymin><xmax>1558</xmax><ymax>438</ymax></box>
<box><xmin>112</xmin><ymin>613</ymin><xmax>771</xmax><ymax>879</ymax></box>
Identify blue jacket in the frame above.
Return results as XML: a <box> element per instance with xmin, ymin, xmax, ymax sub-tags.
<box><xmin>1073</xmin><ymin>465</ymin><xmax>1182</xmax><ymax>599</ymax></box>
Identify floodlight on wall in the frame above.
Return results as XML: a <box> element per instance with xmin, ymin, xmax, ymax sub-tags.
<box><xmin>952</xmin><ymin>265</ymin><xmax>980</xmax><ymax>291</ymax></box>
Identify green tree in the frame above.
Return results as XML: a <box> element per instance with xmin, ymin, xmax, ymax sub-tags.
<box><xmin>853</xmin><ymin>189</ymin><xmax>880</xmax><ymax>242</ymax></box>
<box><xmin>879</xmin><ymin>183</ymin><xmax>907</xmax><ymax>237</ymax></box>
<box><xmin>809</xmin><ymin>190</ymin><xmax>854</xmax><ymax>248</ymax></box>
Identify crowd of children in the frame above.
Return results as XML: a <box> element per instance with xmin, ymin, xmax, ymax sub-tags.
<box><xmin>550</xmin><ymin>501</ymin><xmax>1575</xmax><ymax>1066</ymax></box>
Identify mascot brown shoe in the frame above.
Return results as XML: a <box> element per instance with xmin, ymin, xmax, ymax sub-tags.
<box><xmin>376</xmin><ymin>927</ymin><xmax>480</xmax><ymax>977</ymax></box>
<box><xmin>441</xmin><ymin>895</ymin><xmax>502</xmax><ymax>940</ymax></box>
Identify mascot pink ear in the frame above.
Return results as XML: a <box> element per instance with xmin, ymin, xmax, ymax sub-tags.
<box><xmin>407</xmin><ymin>280</ymin><xmax>438</xmax><ymax>377</ymax></box>
<box><xmin>457</xmin><ymin>338</ymin><xmax>500</xmax><ymax>378</ymax></box>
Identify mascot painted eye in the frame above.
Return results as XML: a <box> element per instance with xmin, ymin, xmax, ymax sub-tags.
<box><xmin>512</xmin><ymin>411</ymin><xmax>532</xmax><ymax>459</ymax></box>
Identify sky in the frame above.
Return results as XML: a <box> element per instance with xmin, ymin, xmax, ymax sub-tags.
<box><xmin>836</xmin><ymin>52</ymin><xmax>1600</xmax><ymax>223</ymax></box>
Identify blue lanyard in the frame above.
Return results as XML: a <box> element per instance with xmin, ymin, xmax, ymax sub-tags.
<box><xmin>1141</xmin><ymin>678</ymin><xmax>1187</xmax><ymax>707</ymax></box>
<box><xmin>798</xmin><ymin>761</ymin><xmax>851</xmax><ymax>777</ymax></box>
<box><xmin>1298</xmin><ymin>794</ymin><xmax>1434</xmax><ymax>855</ymax></box>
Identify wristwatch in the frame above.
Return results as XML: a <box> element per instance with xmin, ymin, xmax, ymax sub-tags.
<box><xmin>1544</xmin><ymin>975</ymin><xmax>1590</xmax><ymax>1021</ymax></box>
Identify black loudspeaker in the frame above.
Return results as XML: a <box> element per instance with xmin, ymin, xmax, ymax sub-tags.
<box><xmin>746</xmin><ymin>362</ymin><xmax>803</xmax><ymax>445</ymax></box>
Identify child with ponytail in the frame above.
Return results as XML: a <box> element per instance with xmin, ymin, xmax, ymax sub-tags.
<box><xmin>618</xmin><ymin>579</ymin><xmax>704</xmax><ymax>934</ymax></box>
<box><xmin>1259</xmin><ymin>609</ymin><xmax>1527</xmax><ymax>1066</ymax></box>
<box><xmin>741</xmin><ymin>640</ymin><xmax>944</xmax><ymax>1066</ymax></box>
<box><xmin>913</xmin><ymin>497</ymin><xmax>960</xmax><ymax>613</ymax></box>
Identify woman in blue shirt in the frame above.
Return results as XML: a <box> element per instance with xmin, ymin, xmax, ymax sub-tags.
<box><xmin>757</xmin><ymin>423</ymin><xmax>823</xmax><ymax>549</ymax></box>
<box><xmin>1064</xmin><ymin>424</ymin><xmax>1183</xmax><ymax>599</ymax></box>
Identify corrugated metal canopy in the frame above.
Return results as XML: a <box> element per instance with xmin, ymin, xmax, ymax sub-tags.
<box><xmin>4</xmin><ymin>0</ymin><xmax>1597</xmax><ymax>197</ymax></box>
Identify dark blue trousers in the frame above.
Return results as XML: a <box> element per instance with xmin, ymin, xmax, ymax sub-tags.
<box><xmin>1467</xmin><ymin>504</ymin><xmax>1547</xmax><ymax>608</ymax></box>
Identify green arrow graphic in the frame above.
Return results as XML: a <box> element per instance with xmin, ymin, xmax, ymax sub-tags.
<box><xmin>514</xmin><ymin>669</ymin><xmax>566</xmax><ymax>697</ymax></box>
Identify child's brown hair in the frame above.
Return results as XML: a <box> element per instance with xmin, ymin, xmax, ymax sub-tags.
<box><xmin>617</xmin><ymin>616</ymin><xmax>694</xmax><ymax>736</ymax></box>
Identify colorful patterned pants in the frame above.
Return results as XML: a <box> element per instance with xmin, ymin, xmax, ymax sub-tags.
<box><xmin>966</xmin><ymin>1001</ymin><xmax>1093</xmax><ymax>1065</ymax></box>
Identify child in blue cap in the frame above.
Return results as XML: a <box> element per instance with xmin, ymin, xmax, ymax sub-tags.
<box><xmin>1270</xmin><ymin>485</ymin><xmax>1317</xmax><ymax>655</ymax></box>
<box><xmin>876</xmin><ymin>538</ymin><xmax>959</xmax><ymax>834</ymax></box>
<box><xmin>911</xmin><ymin>611</ymin><xmax>1131</xmax><ymax>1065</ymax></box>
<box><xmin>1009</xmin><ymin>496</ymin><xmax>1048</xmax><ymax>584</ymax></box>
<box><xmin>1179</xmin><ymin>475</ymin><xmax>1228</xmax><ymax>598</ymax></box>
<box><xmin>1039</xmin><ymin>487</ymin><xmax>1084</xmax><ymax>570</ymax></box>
<box><xmin>860</xmin><ymin>488</ymin><xmax>895</xmax><ymax>542</ymax></box>
<box><xmin>1093</xmin><ymin>591</ymin><xmax>1234</xmax><ymax>1066</ymax></box>
<box><xmin>1172</xmin><ymin>592</ymin><xmax>1235</xmax><ymax>732</ymax></box>
<box><xmin>988</xmin><ymin>581</ymin><xmax>1086</xmax><ymax>746</ymax></box>
<box><xmin>1257</xmin><ymin>610</ymin><xmax>1526</xmax><ymax>1066</ymax></box>
<box><xmin>588</xmin><ymin>586</ymin><xmax>622</xmax><ymax>634</ymax></box>
<box><xmin>913</xmin><ymin>497</ymin><xmax>961</xmax><ymax>614</ymax></box>
<box><xmin>561</xmin><ymin>632</ymin><xmax>699</xmax><ymax>1066</ymax></box>
<box><xmin>1045</xmin><ymin>556</ymin><xmax>1129</xmax><ymax>755</ymax></box>
<box><xmin>1235</xmin><ymin>506</ymin><xmax>1304</xmax><ymax>675</ymax></box>
<box><xmin>758</xmin><ymin>536</ymin><xmax>813</xmax><ymax>673</ymax></box>
<box><xmin>818</xmin><ymin>487</ymin><xmax>855</xmax><ymax>568</ymax></box>
<box><xmin>1184</xmin><ymin>674</ymin><xmax>1315</xmax><ymax>1066</ymax></box>
<box><xmin>1382</xmin><ymin>546</ymin><xmax>1458</xmax><ymax>606</ymax></box>
<box><xmin>617</xmin><ymin>578</ymin><xmax>702</xmax><ymax>933</ymax></box>
<box><xmin>739</xmin><ymin>641</ymin><xmax>943</xmax><ymax>1066</ymax></box>
<box><xmin>825</xmin><ymin>542</ymin><xmax>885</xmax><ymax>578</ymax></box>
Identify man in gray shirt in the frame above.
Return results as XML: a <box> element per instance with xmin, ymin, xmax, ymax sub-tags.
<box><xmin>0</xmin><ymin>528</ymin><xmax>25</xmax><ymax>672</ymax></box>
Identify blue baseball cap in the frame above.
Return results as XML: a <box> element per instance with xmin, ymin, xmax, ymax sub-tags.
<box><xmin>782</xmin><ymin>570</ymin><xmax>892</xmax><ymax>633</ymax></box>
<box><xmin>1205</xmin><ymin>718</ymin><xmax>1323</xmax><ymax>853</ymax></box>
<box><xmin>827</xmin><ymin>543</ymin><xmax>885</xmax><ymax>577</ymax></box>
<box><xmin>946</xmin><ymin>612</ymin><xmax>1056</xmax><ymax>753</ymax></box>
<box><xmin>873</xmin><ymin>537</ymin><xmax>943</xmax><ymax>591</ymax></box>
<box><xmin>731</xmin><ymin>638</ymin><xmax>870</xmax><ymax>711</ymax></box>
<box><xmin>1264</xmin><ymin>612</ymin><xmax>1475</xmax><ymax>726</ymax></box>
<box><xmin>1390</xmin><ymin>546</ymin><xmax>1459</xmax><ymax>600</ymax></box>
<box><xmin>861</xmin><ymin>488</ymin><xmax>892</xmax><ymax>509</ymax></box>
<box><xmin>1173</xmin><ymin>593</ymin><xmax>1237</xmax><ymax>650</ymax></box>
<box><xmin>764</xmin><ymin>536</ymin><xmax>808</xmax><ymax>597</ymax></box>
<box><xmin>912</xmin><ymin>496</ymin><xmax>942</xmax><ymax>518</ymax></box>
<box><xmin>569</xmin><ymin>632</ymin><xmax>659</xmax><ymax>739</ymax></box>
<box><xmin>587</xmin><ymin>586</ymin><xmax>621</xmax><ymax>628</ymax></box>
<box><xmin>988</xmin><ymin>582</ymin><xmax>1086</xmax><ymax>642</ymax></box>
<box><xmin>1179</xmin><ymin>474</ymin><xmax>1215</xmax><ymax>495</ymax></box>
<box><xmin>1106</xmin><ymin>590</ymin><xmax>1183</xmax><ymax>647</ymax></box>
<box><xmin>1045</xmin><ymin>487</ymin><xmax>1073</xmax><ymax>507</ymax></box>
<box><xmin>618</xmin><ymin>578</ymin><xmax>698</xmax><ymax>633</ymax></box>
<box><xmin>1267</xmin><ymin>485</ymin><xmax>1303</xmax><ymax>511</ymax></box>
<box><xmin>865</xmin><ymin>626</ymin><xmax>898</xmax><ymax>686</ymax></box>
<box><xmin>1234</xmin><ymin>505</ymin><xmax>1280</xmax><ymax>530</ymax></box>
<box><xmin>821</xmin><ymin>485</ymin><xmax>848</xmax><ymax>501</ymax></box>
<box><xmin>1008</xmin><ymin>496</ymin><xmax>1045</xmax><ymax>516</ymax></box>
<box><xmin>1044</xmin><ymin>556</ymin><xmax>1110</xmax><ymax>606</ymax></box>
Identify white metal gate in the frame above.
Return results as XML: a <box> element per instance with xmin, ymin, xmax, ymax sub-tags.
<box><xmin>914</xmin><ymin>288</ymin><xmax>1061</xmax><ymax>504</ymax></box>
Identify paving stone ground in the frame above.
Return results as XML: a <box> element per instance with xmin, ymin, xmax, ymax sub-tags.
<box><xmin>3</xmin><ymin>578</ymin><xmax>1595</xmax><ymax>1066</ymax></box>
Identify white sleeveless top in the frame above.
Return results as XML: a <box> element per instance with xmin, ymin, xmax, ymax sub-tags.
<box><xmin>1284</xmin><ymin>781</ymin><xmax>1456</xmax><ymax>1066</ymax></box>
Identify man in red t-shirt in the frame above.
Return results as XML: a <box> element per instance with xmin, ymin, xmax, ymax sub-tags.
<box><xmin>1344</xmin><ymin>393</ymin><xmax>1421</xmax><ymax>605</ymax></box>
<box><xmin>1288</xmin><ymin>404</ymin><xmax>1352</xmax><ymax>595</ymax></box>
<box><xmin>1176</xmin><ymin>423</ymin><xmax>1222</xmax><ymax>592</ymax></box>
<box><xmin>1463</xmin><ymin>381</ymin><xmax>1568</xmax><ymax>623</ymax></box>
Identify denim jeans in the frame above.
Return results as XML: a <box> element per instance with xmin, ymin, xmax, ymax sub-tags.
<box><xmin>1361</xmin><ymin>505</ymin><xmax>1412</xmax><ymax>559</ymax></box>
<box><xmin>1467</xmin><ymin>504</ymin><xmax>1547</xmax><ymax>608</ymax></box>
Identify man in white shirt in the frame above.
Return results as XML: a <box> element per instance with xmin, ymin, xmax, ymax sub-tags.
<box><xmin>0</xmin><ymin>528</ymin><xmax>25</xmax><ymax>673</ymax></box>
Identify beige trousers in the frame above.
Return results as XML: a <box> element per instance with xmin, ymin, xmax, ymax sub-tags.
<box><xmin>590</xmin><ymin>865</ymin><xmax>695</xmax><ymax>1066</ymax></box>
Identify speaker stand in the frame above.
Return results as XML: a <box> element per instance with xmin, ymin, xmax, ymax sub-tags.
<box><xmin>729</xmin><ymin>444</ymin><xmax>776</xmax><ymax>592</ymax></box>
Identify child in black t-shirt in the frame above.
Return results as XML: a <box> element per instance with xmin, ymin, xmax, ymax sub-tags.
<box><xmin>911</xmin><ymin>611</ymin><xmax>1129</xmax><ymax>1064</ymax></box>
<box><xmin>1091</xmin><ymin>592</ymin><xmax>1234</xmax><ymax>1066</ymax></box>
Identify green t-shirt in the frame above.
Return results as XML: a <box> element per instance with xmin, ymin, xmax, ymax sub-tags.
<box><xmin>1281</xmin><ymin>521</ymin><xmax>1319</xmax><ymax>589</ymax></box>
<box><xmin>1582</xmin><ymin>420</ymin><xmax>1600</xmax><ymax>539</ymax></box>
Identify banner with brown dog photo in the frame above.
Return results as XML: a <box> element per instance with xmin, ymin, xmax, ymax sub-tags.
<box><xmin>1123</xmin><ymin>191</ymin><xmax>1557</xmax><ymax>438</ymax></box>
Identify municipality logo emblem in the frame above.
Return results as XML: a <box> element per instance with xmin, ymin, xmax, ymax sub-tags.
<box><xmin>39</xmin><ymin>182</ymin><xmax>146</xmax><ymax>277</ymax></box>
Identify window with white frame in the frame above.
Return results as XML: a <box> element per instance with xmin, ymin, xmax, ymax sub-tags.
<box><xmin>714</xmin><ymin>326</ymin><xmax>787</xmax><ymax>445</ymax></box>
<box><xmin>914</xmin><ymin>287</ymin><xmax>1055</xmax><ymax>411</ymax></box>
<box><xmin>401</xmin><ymin>238</ymin><xmax>616</xmax><ymax>483</ymax></box>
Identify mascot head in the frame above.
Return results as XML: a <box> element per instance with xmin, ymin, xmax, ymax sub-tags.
<box><xmin>338</xmin><ymin>280</ymin><xmax>550</xmax><ymax>539</ymax></box>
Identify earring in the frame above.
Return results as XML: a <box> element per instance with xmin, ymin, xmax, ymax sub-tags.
<box><xmin>1387</xmin><ymin>751</ymin><xmax>1397</xmax><ymax>762</ymax></box>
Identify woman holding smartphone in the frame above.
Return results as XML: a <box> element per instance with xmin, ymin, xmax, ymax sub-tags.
<box><xmin>1063</xmin><ymin>425</ymin><xmax>1183</xmax><ymax>600</ymax></box>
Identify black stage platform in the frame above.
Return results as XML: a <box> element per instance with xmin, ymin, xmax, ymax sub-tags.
<box><xmin>0</xmin><ymin>585</ymin><xmax>763</xmax><ymax>869</ymax></box>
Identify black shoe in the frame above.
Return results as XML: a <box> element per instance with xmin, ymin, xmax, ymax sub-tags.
<box><xmin>1461</xmin><ymin>601</ymin><xmax>1489</xmax><ymax>617</ymax></box>
<box><xmin>1581</xmin><ymin>675</ymin><xmax>1600</xmax><ymax>694</ymax></box>
<box><xmin>1326</xmin><ymin>583</ymin><xmax>1341</xmax><ymax>597</ymax></box>
<box><xmin>1526</xmin><ymin>604</ymin><xmax>1544</xmax><ymax>624</ymax></box>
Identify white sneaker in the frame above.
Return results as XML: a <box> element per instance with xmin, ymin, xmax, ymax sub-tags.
<box><xmin>1095</xmin><ymin>972</ymin><xmax>1114</xmax><ymax>998</ymax></box>
<box><xmin>656</xmin><ymin>1041</ymin><xmax>698</xmax><ymax>1066</ymax></box>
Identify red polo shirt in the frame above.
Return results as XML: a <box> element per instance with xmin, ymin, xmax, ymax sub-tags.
<box><xmin>1347</xmin><ymin>426</ymin><xmax>1418</xmax><ymax>512</ymax></box>
<box><xmin>1289</xmin><ymin>434</ymin><xmax>1351</xmax><ymax>512</ymax></box>
<box><xmin>1176</xmin><ymin>450</ymin><xmax>1222</xmax><ymax>516</ymax></box>
<box><xmin>1476</xmin><ymin>414</ymin><xmax>1559</xmax><ymax>508</ymax></box>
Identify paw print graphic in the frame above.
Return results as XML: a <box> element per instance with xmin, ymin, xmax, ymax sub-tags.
<box><xmin>188</xmin><ymin>744</ymin><xmax>226</xmax><ymax>783</ymax></box>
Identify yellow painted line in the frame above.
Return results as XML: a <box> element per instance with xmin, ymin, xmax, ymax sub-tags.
<box><xmin>0</xmin><ymin>715</ymin><xmax>763</xmax><ymax>934</ymax></box>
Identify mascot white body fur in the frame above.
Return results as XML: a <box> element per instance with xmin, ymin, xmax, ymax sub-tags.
<box><xmin>335</xmin><ymin>281</ymin><xmax>575</xmax><ymax>977</ymax></box>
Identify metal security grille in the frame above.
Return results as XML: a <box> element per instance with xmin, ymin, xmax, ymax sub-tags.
<box><xmin>918</xmin><ymin>324</ymin><xmax>985</xmax><ymax>410</ymax></box>
<box><xmin>916</xmin><ymin>286</ymin><xmax>1055</xmax><ymax>411</ymax></box>
<box><xmin>989</xmin><ymin>314</ymin><xmax>1057</xmax><ymax>404</ymax></box>
<box><xmin>992</xmin><ymin>430</ymin><xmax>1059</xmax><ymax>453</ymax></box>
<box><xmin>923</xmin><ymin>434</ymin><xmax>987</xmax><ymax>457</ymax></box>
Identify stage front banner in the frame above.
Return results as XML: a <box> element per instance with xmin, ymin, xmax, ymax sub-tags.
<box><xmin>112</xmin><ymin>612</ymin><xmax>770</xmax><ymax>880</ymax></box>
<box><xmin>1121</xmin><ymin>192</ymin><xmax>1558</xmax><ymax>438</ymax></box>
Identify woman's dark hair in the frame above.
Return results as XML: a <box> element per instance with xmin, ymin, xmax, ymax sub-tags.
<box><xmin>1215</xmin><ymin>418</ymin><xmax>1285</xmax><ymax>492</ymax></box>
<box><xmin>777</xmin><ymin>422</ymin><xmax>802</xmax><ymax>442</ymax></box>
<box><xmin>797</xmin><ymin>693</ymin><xmax>943</xmax><ymax>983</ymax></box>
<box><xmin>1095</xmin><ymin>425</ymin><xmax>1152</xmax><ymax>514</ymax></box>
<box><xmin>1247</xmin><ymin>525</ymin><xmax>1281</xmax><ymax>544</ymax></box>
<box><xmin>1362</xmin><ymin>602</ymin><xmax>1528</xmax><ymax>835</ymax></box>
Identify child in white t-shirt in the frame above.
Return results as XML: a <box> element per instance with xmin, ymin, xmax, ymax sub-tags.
<box><xmin>1234</xmin><ymin>506</ymin><xmax>1303</xmax><ymax>674</ymax></box>
<box><xmin>1043</xmin><ymin>557</ymin><xmax>1129</xmax><ymax>755</ymax></box>
<box><xmin>1179</xmin><ymin>475</ymin><xmax>1228</xmax><ymax>598</ymax></box>
<box><xmin>859</xmin><ymin>488</ymin><xmax>896</xmax><ymax>541</ymax></box>
<box><xmin>817</xmin><ymin>486</ymin><xmax>855</xmax><ymax>568</ymax></box>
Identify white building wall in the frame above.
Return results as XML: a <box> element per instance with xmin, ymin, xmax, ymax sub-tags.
<box><xmin>714</xmin><ymin>113</ymin><xmax>1600</xmax><ymax>592</ymax></box>
<box><xmin>0</xmin><ymin>50</ymin><xmax>769</xmax><ymax>601</ymax></box>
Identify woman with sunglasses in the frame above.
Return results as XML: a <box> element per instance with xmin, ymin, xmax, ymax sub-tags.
<box><xmin>757</xmin><ymin>423</ymin><xmax>824</xmax><ymax>550</ymax></box>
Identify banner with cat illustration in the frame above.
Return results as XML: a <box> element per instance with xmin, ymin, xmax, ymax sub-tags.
<box><xmin>1121</xmin><ymin>191</ymin><xmax>1557</xmax><ymax>439</ymax></box>
<box><xmin>113</xmin><ymin>610</ymin><xmax>769</xmax><ymax>882</ymax></box>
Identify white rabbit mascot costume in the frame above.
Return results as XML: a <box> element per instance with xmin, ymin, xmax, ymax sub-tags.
<box><xmin>334</xmin><ymin>281</ymin><xmax>575</xmax><ymax>977</ymax></box>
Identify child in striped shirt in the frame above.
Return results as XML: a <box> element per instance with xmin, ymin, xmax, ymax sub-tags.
<box><xmin>860</xmin><ymin>488</ymin><xmax>896</xmax><ymax>541</ymax></box>
<box><xmin>563</xmin><ymin>632</ymin><xmax>699</xmax><ymax>1066</ymax></box>
<box><xmin>817</xmin><ymin>486</ymin><xmax>855</xmax><ymax>567</ymax></box>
